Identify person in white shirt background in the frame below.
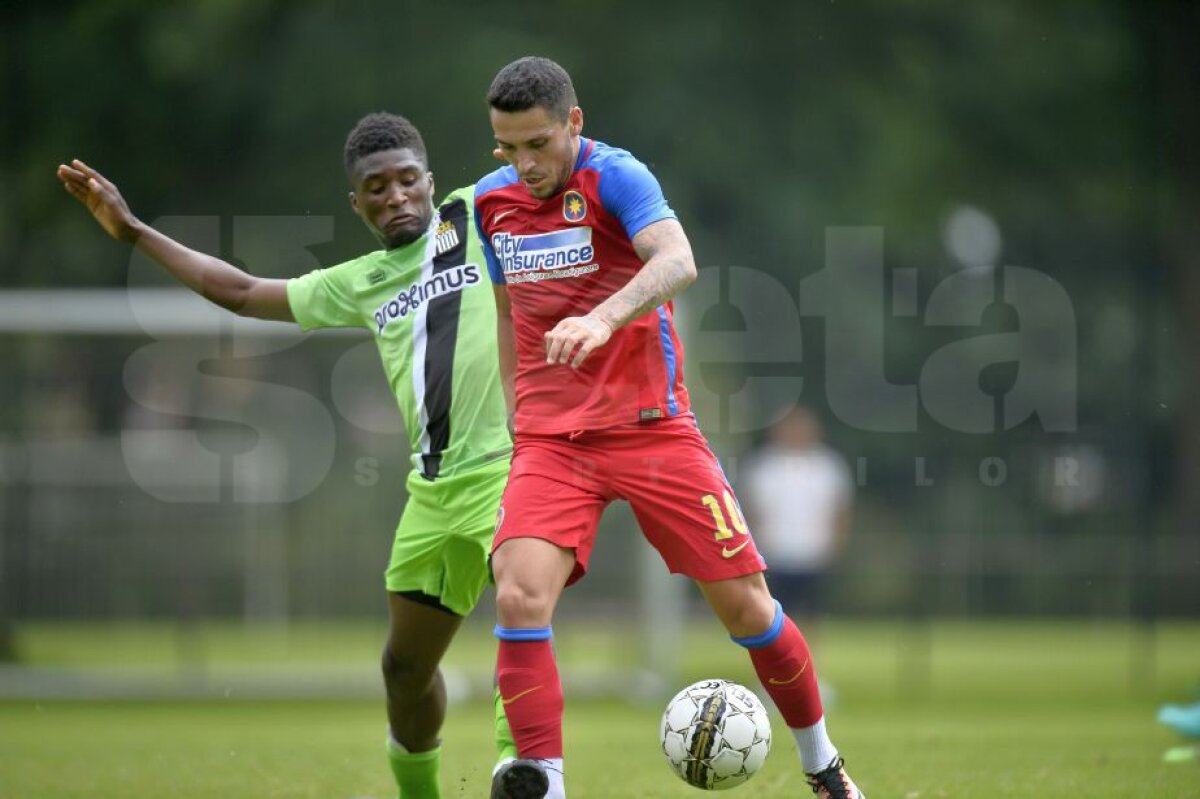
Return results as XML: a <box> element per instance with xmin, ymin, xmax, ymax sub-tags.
<box><xmin>739</xmin><ymin>406</ymin><xmax>854</xmax><ymax>639</ymax></box>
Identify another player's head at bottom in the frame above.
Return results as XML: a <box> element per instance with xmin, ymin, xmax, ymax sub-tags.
<box><xmin>344</xmin><ymin>112</ymin><xmax>435</xmax><ymax>250</ymax></box>
<box><xmin>487</xmin><ymin>56</ymin><xmax>583</xmax><ymax>200</ymax></box>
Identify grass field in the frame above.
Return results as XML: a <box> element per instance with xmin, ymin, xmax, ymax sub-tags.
<box><xmin>2</xmin><ymin>619</ymin><xmax>1198</xmax><ymax>798</ymax></box>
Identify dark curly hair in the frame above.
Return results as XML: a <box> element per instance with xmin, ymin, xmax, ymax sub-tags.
<box><xmin>343</xmin><ymin>112</ymin><xmax>427</xmax><ymax>180</ymax></box>
<box><xmin>486</xmin><ymin>57</ymin><xmax>577</xmax><ymax>121</ymax></box>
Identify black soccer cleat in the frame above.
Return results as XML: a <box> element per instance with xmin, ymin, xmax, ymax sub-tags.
<box><xmin>806</xmin><ymin>756</ymin><xmax>866</xmax><ymax>799</ymax></box>
<box><xmin>490</xmin><ymin>758</ymin><xmax>550</xmax><ymax>799</ymax></box>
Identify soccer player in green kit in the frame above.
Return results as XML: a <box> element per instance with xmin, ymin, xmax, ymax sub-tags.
<box><xmin>56</xmin><ymin>112</ymin><xmax>514</xmax><ymax>799</ymax></box>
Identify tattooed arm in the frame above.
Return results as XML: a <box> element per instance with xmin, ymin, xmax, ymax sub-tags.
<box><xmin>589</xmin><ymin>218</ymin><xmax>697</xmax><ymax>329</ymax></box>
<box><xmin>542</xmin><ymin>218</ymin><xmax>697</xmax><ymax>368</ymax></box>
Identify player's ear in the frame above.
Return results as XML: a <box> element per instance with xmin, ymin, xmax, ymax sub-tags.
<box><xmin>492</xmin><ymin>147</ymin><xmax>507</xmax><ymax>162</ymax></box>
<box><xmin>348</xmin><ymin>191</ymin><xmax>360</xmax><ymax>215</ymax></box>
<box><xmin>568</xmin><ymin>106</ymin><xmax>583</xmax><ymax>136</ymax></box>
<box><xmin>426</xmin><ymin>171</ymin><xmax>435</xmax><ymax>198</ymax></box>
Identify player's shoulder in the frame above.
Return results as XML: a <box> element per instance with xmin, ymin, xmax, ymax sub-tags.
<box><xmin>439</xmin><ymin>185</ymin><xmax>477</xmax><ymax>211</ymax></box>
<box><xmin>474</xmin><ymin>165</ymin><xmax>522</xmax><ymax>204</ymax></box>
<box><xmin>582</xmin><ymin>138</ymin><xmax>652</xmax><ymax>175</ymax></box>
<box><xmin>308</xmin><ymin>249</ymin><xmax>388</xmax><ymax>282</ymax></box>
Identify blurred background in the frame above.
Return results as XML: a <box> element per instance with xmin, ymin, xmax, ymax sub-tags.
<box><xmin>1</xmin><ymin>0</ymin><xmax>1197</xmax><ymax>706</ymax></box>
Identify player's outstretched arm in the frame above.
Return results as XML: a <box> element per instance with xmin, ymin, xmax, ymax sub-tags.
<box><xmin>56</xmin><ymin>159</ymin><xmax>294</xmax><ymax>322</ymax></box>
<box><xmin>543</xmin><ymin>218</ymin><xmax>696</xmax><ymax>368</ymax></box>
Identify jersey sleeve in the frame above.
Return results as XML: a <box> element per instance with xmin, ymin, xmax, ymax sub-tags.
<box><xmin>596</xmin><ymin>154</ymin><xmax>677</xmax><ymax>240</ymax></box>
<box><xmin>286</xmin><ymin>260</ymin><xmax>367</xmax><ymax>331</ymax></box>
<box><xmin>473</xmin><ymin>186</ymin><xmax>506</xmax><ymax>285</ymax></box>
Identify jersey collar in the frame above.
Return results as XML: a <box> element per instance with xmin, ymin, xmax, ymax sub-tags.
<box><xmin>574</xmin><ymin>137</ymin><xmax>594</xmax><ymax>174</ymax></box>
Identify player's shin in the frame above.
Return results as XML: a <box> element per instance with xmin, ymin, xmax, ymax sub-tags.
<box><xmin>386</xmin><ymin>730</ymin><xmax>442</xmax><ymax>799</ymax></box>
<box><xmin>492</xmin><ymin>683</ymin><xmax>519</xmax><ymax>767</ymax></box>
<box><xmin>731</xmin><ymin>600</ymin><xmax>838</xmax><ymax>773</ymax></box>
<box><xmin>494</xmin><ymin>625</ymin><xmax>563</xmax><ymax>759</ymax></box>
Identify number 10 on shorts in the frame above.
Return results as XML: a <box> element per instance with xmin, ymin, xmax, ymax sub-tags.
<box><xmin>701</xmin><ymin>491</ymin><xmax>747</xmax><ymax>541</ymax></box>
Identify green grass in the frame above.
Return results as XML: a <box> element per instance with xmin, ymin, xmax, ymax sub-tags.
<box><xmin>2</xmin><ymin>620</ymin><xmax>1198</xmax><ymax>798</ymax></box>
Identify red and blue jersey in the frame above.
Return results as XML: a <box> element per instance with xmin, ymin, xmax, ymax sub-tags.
<box><xmin>475</xmin><ymin>137</ymin><xmax>691</xmax><ymax>435</ymax></box>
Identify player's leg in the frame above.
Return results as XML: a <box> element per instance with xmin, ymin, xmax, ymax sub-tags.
<box><xmin>384</xmin><ymin>462</ymin><xmax>512</xmax><ymax>798</ymax></box>
<box><xmin>698</xmin><ymin>575</ymin><xmax>865</xmax><ymax>797</ymax></box>
<box><xmin>430</xmin><ymin>461</ymin><xmax>521</xmax><ymax>770</ymax></box>
<box><xmin>383</xmin><ymin>591</ymin><xmax>462</xmax><ymax>799</ymax></box>
<box><xmin>492</xmin><ymin>678</ymin><xmax>519</xmax><ymax>766</ymax></box>
<box><xmin>489</xmin><ymin>439</ymin><xmax>608</xmax><ymax>799</ymax></box>
<box><xmin>696</xmin><ymin>575</ymin><xmax>829</xmax><ymax>759</ymax></box>
<box><xmin>615</xmin><ymin>416</ymin><xmax>865</xmax><ymax>797</ymax></box>
<box><xmin>491</xmin><ymin>537</ymin><xmax>575</xmax><ymax>798</ymax></box>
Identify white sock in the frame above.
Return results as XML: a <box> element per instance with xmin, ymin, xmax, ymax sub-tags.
<box><xmin>533</xmin><ymin>757</ymin><xmax>565</xmax><ymax>798</ymax></box>
<box><xmin>791</xmin><ymin>715</ymin><xmax>839</xmax><ymax>774</ymax></box>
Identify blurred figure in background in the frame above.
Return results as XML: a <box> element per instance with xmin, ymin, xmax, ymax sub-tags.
<box><xmin>739</xmin><ymin>406</ymin><xmax>854</xmax><ymax>636</ymax></box>
<box><xmin>1159</xmin><ymin>698</ymin><xmax>1200</xmax><ymax>763</ymax></box>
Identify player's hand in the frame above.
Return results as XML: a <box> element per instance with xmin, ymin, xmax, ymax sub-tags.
<box><xmin>544</xmin><ymin>314</ymin><xmax>613</xmax><ymax>368</ymax></box>
<box><xmin>56</xmin><ymin>159</ymin><xmax>142</xmax><ymax>243</ymax></box>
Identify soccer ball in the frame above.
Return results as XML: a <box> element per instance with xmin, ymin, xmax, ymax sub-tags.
<box><xmin>660</xmin><ymin>678</ymin><xmax>772</xmax><ymax>790</ymax></box>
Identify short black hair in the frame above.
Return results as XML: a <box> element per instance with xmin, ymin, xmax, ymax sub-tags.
<box><xmin>486</xmin><ymin>57</ymin><xmax>577</xmax><ymax>121</ymax></box>
<box><xmin>343</xmin><ymin>112</ymin><xmax>427</xmax><ymax>179</ymax></box>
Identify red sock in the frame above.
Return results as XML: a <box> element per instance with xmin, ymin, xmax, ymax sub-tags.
<box><xmin>496</xmin><ymin>637</ymin><xmax>563</xmax><ymax>758</ymax></box>
<box><xmin>745</xmin><ymin>614</ymin><xmax>824</xmax><ymax>728</ymax></box>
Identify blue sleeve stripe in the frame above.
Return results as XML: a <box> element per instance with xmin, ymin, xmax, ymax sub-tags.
<box><xmin>494</xmin><ymin>625</ymin><xmax>553</xmax><ymax>641</ymax></box>
<box><xmin>655</xmin><ymin>306</ymin><xmax>679</xmax><ymax>415</ymax></box>
<box><xmin>475</xmin><ymin>209</ymin><xmax>505</xmax><ymax>284</ymax></box>
<box><xmin>472</xmin><ymin>184</ymin><xmax>506</xmax><ymax>285</ymax></box>
<box><xmin>730</xmin><ymin>601</ymin><xmax>784</xmax><ymax>649</ymax></box>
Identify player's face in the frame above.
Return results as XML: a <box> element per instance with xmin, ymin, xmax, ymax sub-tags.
<box><xmin>490</xmin><ymin>105</ymin><xmax>583</xmax><ymax>200</ymax></box>
<box><xmin>349</xmin><ymin>148</ymin><xmax>435</xmax><ymax>249</ymax></box>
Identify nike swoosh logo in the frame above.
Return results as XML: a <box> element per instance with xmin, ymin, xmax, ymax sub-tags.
<box><xmin>501</xmin><ymin>685</ymin><xmax>542</xmax><ymax>705</ymax></box>
<box><xmin>768</xmin><ymin>659</ymin><xmax>809</xmax><ymax>685</ymax></box>
<box><xmin>494</xmin><ymin>208</ymin><xmax>519</xmax><ymax>223</ymax></box>
<box><xmin>721</xmin><ymin>541</ymin><xmax>750</xmax><ymax>559</ymax></box>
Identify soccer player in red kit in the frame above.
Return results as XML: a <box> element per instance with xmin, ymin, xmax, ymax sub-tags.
<box><xmin>476</xmin><ymin>57</ymin><xmax>867</xmax><ymax>799</ymax></box>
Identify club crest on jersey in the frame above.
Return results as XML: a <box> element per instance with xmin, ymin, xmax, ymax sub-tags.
<box><xmin>491</xmin><ymin>227</ymin><xmax>599</xmax><ymax>283</ymax></box>
<box><xmin>562</xmin><ymin>190</ymin><xmax>587</xmax><ymax>222</ymax></box>
<box><xmin>434</xmin><ymin>219</ymin><xmax>460</xmax><ymax>255</ymax></box>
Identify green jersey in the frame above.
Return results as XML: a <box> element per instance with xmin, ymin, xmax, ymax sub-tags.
<box><xmin>287</xmin><ymin>186</ymin><xmax>510</xmax><ymax>480</ymax></box>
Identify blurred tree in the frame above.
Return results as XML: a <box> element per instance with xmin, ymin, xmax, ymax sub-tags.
<box><xmin>1149</xmin><ymin>0</ymin><xmax>1199</xmax><ymax>541</ymax></box>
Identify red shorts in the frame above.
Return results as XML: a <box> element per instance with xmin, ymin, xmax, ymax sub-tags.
<box><xmin>492</xmin><ymin>414</ymin><xmax>766</xmax><ymax>584</ymax></box>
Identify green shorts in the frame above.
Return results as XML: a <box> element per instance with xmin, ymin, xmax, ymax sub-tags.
<box><xmin>384</xmin><ymin>457</ymin><xmax>510</xmax><ymax>617</ymax></box>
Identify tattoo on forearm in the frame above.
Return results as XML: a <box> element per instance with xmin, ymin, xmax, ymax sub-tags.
<box><xmin>591</xmin><ymin>220</ymin><xmax>696</xmax><ymax>329</ymax></box>
<box><xmin>593</xmin><ymin>257</ymin><xmax>693</xmax><ymax>328</ymax></box>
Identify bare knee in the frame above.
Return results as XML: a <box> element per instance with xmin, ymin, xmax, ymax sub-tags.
<box><xmin>381</xmin><ymin>644</ymin><xmax>436</xmax><ymax>699</ymax></box>
<box><xmin>701</xmin><ymin>573</ymin><xmax>779</xmax><ymax>638</ymax></box>
<box><xmin>495</xmin><ymin>579</ymin><xmax>556</xmax><ymax>628</ymax></box>
<box><xmin>492</xmin><ymin>539</ymin><xmax>573</xmax><ymax>628</ymax></box>
<box><xmin>725</xmin><ymin>596</ymin><xmax>778</xmax><ymax>638</ymax></box>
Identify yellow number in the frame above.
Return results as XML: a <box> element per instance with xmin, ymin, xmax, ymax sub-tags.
<box><xmin>701</xmin><ymin>490</ymin><xmax>746</xmax><ymax>540</ymax></box>
<box><xmin>701</xmin><ymin>493</ymin><xmax>733</xmax><ymax>540</ymax></box>
<box><xmin>723</xmin><ymin>491</ymin><xmax>748</xmax><ymax>534</ymax></box>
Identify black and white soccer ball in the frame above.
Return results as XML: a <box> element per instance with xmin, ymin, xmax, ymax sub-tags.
<box><xmin>660</xmin><ymin>678</ymin><xmax>772</xmax><ymax>790</ymax></box>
